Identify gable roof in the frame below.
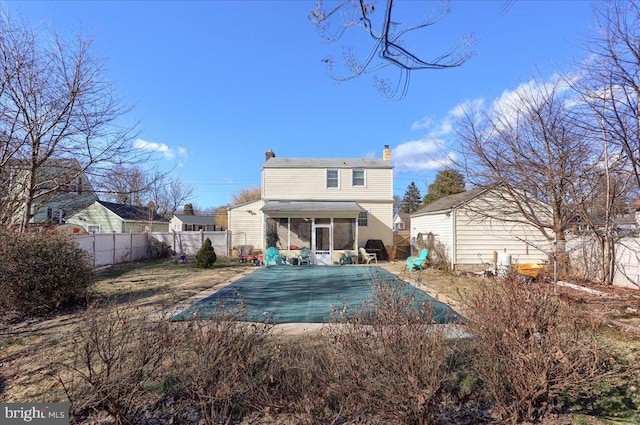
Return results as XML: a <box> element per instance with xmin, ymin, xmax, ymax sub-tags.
<box><xmin>412</xmin><ymin>188</ymin><xmax>486</xmax><ymax>216</ymax></box>
<box><xmin>173</xmin><ymin>214</ymin><xmax>216</xmax><ymax>225</ymax></box>
<box><xmin>262</xmin><ymin>157</ymin><xmax>392</xmax><ymax>169</ymax></box>
<box><xmin>98</xmin><ymin>201</ymin><xmax>167</xmax><ymax>222</ymax></box>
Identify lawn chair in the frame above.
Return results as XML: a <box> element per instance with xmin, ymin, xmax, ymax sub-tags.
<box><xmin>359</xmin><ymin>247</ymin><xmax>377</xmax><ymax>264</ymax></box>
<box><xmin>264</xmin><ymin>246</ymin><xmax>279</xmax><ymax>266</ymax></box>
<box><xmin>405</xmin><ymin>248</ymin><xmax>428</xmax><ymax>272</ymax></box>
<box><xmin>298</xmin><ymin>247</ymin><xmax>311</xmax><ymax>265</ymax></box>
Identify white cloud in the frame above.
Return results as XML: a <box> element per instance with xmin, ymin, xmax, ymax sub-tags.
<box><xmin>392</xmin><ymin>139</ymin><xmax>457</xmax><ymax>172</ymax></box>
<box><xmin>134</xmin><ymin>139</ymin><xmax>188</xmax><ymax>164</ymax></box>
<box><xmin>411</xmin><ymin>116</ymin><xmax>432</xmax><ymax>131</ymax></box>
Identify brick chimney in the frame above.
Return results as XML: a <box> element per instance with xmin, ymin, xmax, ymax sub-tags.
<box><xmin>265</xmin><ymin>149</ymin><xmax>276</xmax><ymax>161</ymax></box>
<box><xmin>383</xmin><ymin>145</ymin><xmax>391</xmax><ymax>161</ymax></box>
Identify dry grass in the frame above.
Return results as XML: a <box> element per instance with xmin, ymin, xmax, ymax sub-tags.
<box><xmin>0</xmin><ymin>258</ymin><xmax>638</xmax><ymax>424</ymax></box>
<box><xmin>0</xmin><ymin>258</ymin><xmax>255</xmax><ymax>404</ymax></box>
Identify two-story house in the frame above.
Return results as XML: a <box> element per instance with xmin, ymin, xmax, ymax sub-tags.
<box><xmin>228</xmin><ymin>147</ymin><xmax>394</xmax><ymax>265</ymax></box>
<box><xmin>2</xmin><ymin>158</ymin><xmax>97</xmax><ymax>228</ymax></box>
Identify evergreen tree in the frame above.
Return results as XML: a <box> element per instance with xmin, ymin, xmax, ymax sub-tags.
<box><xmin>196</xmin><ymin>238</ymin><xmax>217</xmax><ymax>268</ymax></box>
<box><xmin>423</xmin><ymin>169</ymin><xmax>465</xmax><ymax>205</ymax></box>
<box><xmin>183</xmin><ymin>203</ymin><xmax>195</xmax><ymax>215</ymax></box>
<box><xmin>399</xmin><ymin>182</ymin><xmax>423</xmax><ymax>213</ymax></box>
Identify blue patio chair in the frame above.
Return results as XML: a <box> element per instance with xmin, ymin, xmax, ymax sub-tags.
<box><xmin>264</xmin><ymin>246</ymin><xmax>279</xmax><ymax>266</ymax></box>
<box><xmin>405</xmin><ymin>248</ymin><xmax>428</xmax><ymax>272</ymax></box>
<box><xmin>339</xmin><ymin>251</ymin><xmax>353</xmax><ymax>265</ymax></box>
<box><xmin>298</xmin><ymin>248</ymin><xmax>311</xmax><ymax>265</ymax></box>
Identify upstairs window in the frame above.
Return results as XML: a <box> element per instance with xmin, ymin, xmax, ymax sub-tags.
<box><xmin>352</xmin><ymin>169</ymin><xmax>365</xmax><ymax>186</ymax></box>
<box><xmin>326</xmin><ymin>169</ymin><xmax>339</xmax><ymax>188</ymax></box>
<box><xmin>358</xmin><ymin>211</ymin><xmax>368</xmax><ymax>227</ymax></box>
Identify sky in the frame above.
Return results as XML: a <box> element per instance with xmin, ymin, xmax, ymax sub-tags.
<box><xmin>1</xmin><ymin>0</ymin><xmax>600</xmax><ymax>210</ymax></box>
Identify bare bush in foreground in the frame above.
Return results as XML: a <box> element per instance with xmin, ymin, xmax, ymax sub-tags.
<box><xmin>321</xmin><ymin>281</ymin><xmax>456</xmax><ymax>424</ymax></box>
<box><xmin>52</xmin><ymin>301</ymin><xmax>174</xmax><ymax>424</ymax></box>
<box><xmin>170</xmin><ymin>311</ymin><xmax>273</xmax><ymax>424</ymax></box>
<box><xmin>465</xmin><ymin>275</ymin><xmax>616</xmax><ymax>422</ymax></box>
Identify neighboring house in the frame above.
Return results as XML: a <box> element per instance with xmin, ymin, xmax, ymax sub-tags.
<box><xmin>410</xmin><ymin>187</ymin><xmax>551</xmax><ymax>272</ymax></box>
<box><xmin>67</xmin><ymin>200</ymin><xmax>169</xmax><ymax>233</ymax></box>
<box><xmin>2</xmin><ymin>158</ymin><xmax>97</xmax><ymax>227</ymax></box>
<box><xmin>228</xmin><ymin>146</ymin><xmax>394</xmax><ymax>265</ymax></box>
<box><xmin>170</xmin><ymin>214</ymin><xmax>223</xmax><ymax>232</ymax></box>
<box><xmin>393</xmin><ymin>212</ymin><xmax>410</xmax><ymax>232</ymax></box>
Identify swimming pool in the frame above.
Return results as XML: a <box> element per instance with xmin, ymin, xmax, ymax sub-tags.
<box><xmin>172</xmin><ymin>265</ymin><xmax>461</xmax><ymax>324</ymax></box>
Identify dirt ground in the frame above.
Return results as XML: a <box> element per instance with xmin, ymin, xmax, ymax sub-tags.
<box><xmin>1</xmin><ymin>258</ymin><xmax>639</xmax><ymax>423</ymax></box>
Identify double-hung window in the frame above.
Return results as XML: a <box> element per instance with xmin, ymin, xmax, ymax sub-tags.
<box><xmin>358</xmin><ymin>211</ymin><xmax>368</xmax><ymax>227</ymax></box>
<box><xmin>326</xmin><ymin>168</ymin><xmax>339</xmax><ymax>188</ymax></box>
<box><xmin>352</xmin><ymin>169</ymin><xmax>365</xmax><ymax>187</ymax></box>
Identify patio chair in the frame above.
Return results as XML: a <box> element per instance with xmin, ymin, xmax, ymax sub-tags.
<box><xmin>359</xmin><ymin>247</ymin><xmax>377</xmax><ymax>264</ymax></box>
<box><xmin>298</xmin><ymin>248</ymin><xmax>311</xmax><ymax>265</ymax></box>
<box><xmin>264</xmin><ymin>246</ymin><xmax>279</xmax><ymax>266</ymax></box>
<box><xmin>339</xmin><ymin>251</ymin><xmax>353</xmax><ymax>265</ymax></box>
<box><xmin>404</xmin><ymin>248</ymin><xmax>428</xmax><ymax>272</ymax></box>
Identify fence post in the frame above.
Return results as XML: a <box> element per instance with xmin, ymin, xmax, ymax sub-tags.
<box><xmin>92</xmin><ymin>232</ymin><xmax>96</xmax><ymax>268</ymax></box>
<box><xmin>113</xmin><ymin>232</ymin><xmax>116</xmax><ymax>265</ymax></box>
<box><xmin>130</xmin><ymin>231</ymin><xmax>134</xmax><ymax>263</ymax></box>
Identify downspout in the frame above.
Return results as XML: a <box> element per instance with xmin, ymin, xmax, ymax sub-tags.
<box><xmin>450</xmin><ymin>208</ymin><xmax>456</xmax><ymax>272</ymax></box>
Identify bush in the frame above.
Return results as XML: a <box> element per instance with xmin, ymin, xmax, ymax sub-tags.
<box><xmin>0</xmin><ymin>232</ymin><xmax>93</xmax><ymax>317</ymax></box>
<box><xmin>170</xmin><ymin>311</ymin><xmax>272</xmax><ymax>423</ymax></box>
<box><xmin>465</xmin><ymin>274</ymin><xmax>615</xmax><ymax>422</ymax></box>
<box><xmin>53</xmin><ymin>300</ymin><xmax>175</xmax><ymax>424</ymax></box>
<box><xmin>320</xmin><ymin>280</ymin><xmax>455</xmax><ymax>424</ymax></box>
<box><xmin>196</xmin><ymin>237</ymin><xmax>216</xmax><ymax>268</ymax></box>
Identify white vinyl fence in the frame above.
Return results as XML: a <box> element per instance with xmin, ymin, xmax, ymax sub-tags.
<box><xmin>568</xmin><ymin>235</ymin><xmax>640</xmax><ymax>289</ymax></box>
<box><xmin>74</xmin><ymin>232</ymin><xmax>150</xmax><ymax>267</ymax></box>
<box><xmin>150</xmin><ymin>230</ymin><xmax>231</xmax><ymax>257</ymax></box>
<box><xmin>72</xmin><ymin>230</ymin><xmax>231</xmax><ymax>267</ymax></box>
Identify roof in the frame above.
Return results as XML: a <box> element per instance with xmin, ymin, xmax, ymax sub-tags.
<box><xmin>173</xmin><ymin>214</ymin><xmax>216</xmax><ymax>225</ymax></box>
<box><xmin>412</xmin><ymin>188</ymin><xmax>486</xmax><ymax>216</ymax></box>
<box><xmin>98</xmin><ymin>201</ymin><xmax>168</xmax><ymax>222</ymax></box>
<box><xmin>262</xmin><ymin>157</ymin><xmax>392</xmax><ymax>169</ymax></box>
<box><xmin>261</xmin><ymin>201</ymin><xmax>365</xmax><ymax>217</ymax></box>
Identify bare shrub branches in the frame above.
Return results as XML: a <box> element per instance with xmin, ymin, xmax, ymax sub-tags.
<box><xmin>465</xmin><ymin>275</ymin><xmax>618</xmax><ymax>422</ymax></box>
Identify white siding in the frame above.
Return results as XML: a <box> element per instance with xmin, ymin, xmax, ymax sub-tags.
<box><xmin>228</xmin><ymin>200</ymin><xmax>264</xmax><ymax>249</ymax></box>
<box><xmin>357</xmin><ymin>201</ymin><xmax>394</xmax><ymax>247</ymax></box>
<box><xmin>263</xmin><ymin>167</ymin><xmax>393</xmax><ymax>201</ymax></box>
<box><xmin>455</xmin><ymin>208</ymin><xmax>550</xmax><ymax>267</ymax></box>
<box><xmin>410</xmin><ymin>212</ymin><xmax>454</xmax><ymax>262</ymax></box>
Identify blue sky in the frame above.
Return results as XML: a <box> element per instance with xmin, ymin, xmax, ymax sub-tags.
<box><xmin>2</xmin><ymin>0</ymin><xmax>598</xmax><ymax>210</ymax></box>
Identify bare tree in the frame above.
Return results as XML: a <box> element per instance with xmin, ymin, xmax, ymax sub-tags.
<box><xmin>0</xmin><ymin>17</ymin><xmax>140</xmax><ymax>231</ymax></box>
<box><xmin>99</xmin><ymin>165</ymin><xmax>193</xmax><ymax>219</ymax></box>
<box><xmin>100</xmin><ymin>165</ymin><xmax>148</xmax><ymax>205</ymax></box>
<box><xmin>581</xmin><ymin>0</ymin><xmax>640</xmax><ymax>190</ymax></box>
<box><xmin>309</xmin><ymin>0</ymin><xmax>474</xmax><ymax>99</ymax></box>
<box><xmin>230</xmin><ymin>187</ymin><xmax>261</xmax><ymax>206</ymax></box>
<box><xmin>455</xmin><ymin>78</ymin><xmax>597</xmax><ymax>276</ymax></box>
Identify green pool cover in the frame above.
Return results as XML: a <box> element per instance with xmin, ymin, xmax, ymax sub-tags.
<box><xmin>172</xmin><ymin>265</ymin><xmax>462</xmax><ymax>324</ymax></box>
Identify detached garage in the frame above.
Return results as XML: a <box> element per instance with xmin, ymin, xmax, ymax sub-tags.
<box><xmin>410</xmin><ymin>188</ymin><xmax>551</xmax><ymax>272</ymax></box>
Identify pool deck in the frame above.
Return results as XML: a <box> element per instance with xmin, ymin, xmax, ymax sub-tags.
<box><xmin>151</xmin><ymin>262</ymin><xmax>469</xmax><ymax>337</ymax></box>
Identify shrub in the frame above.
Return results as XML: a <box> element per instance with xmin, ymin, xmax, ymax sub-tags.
<box><xmin>170</xmin><ymin>311</ymin><xmax>272</xmax><ymax>423</ymax></box>
<box><xmin>196</xmin><ymin>237</ymin><xmax>216</xmax><ymax>268</ymax></box>
<box><xmin>321</xmin><ymin>280</ymin><xmax>456</xmax><ymax>424</ymax></box>
<box><xmin>0</xmin><ymin>232</ymin><xmax>93</xmax><ymax>317</ymax></box>
<box><xmin>53</xmin><ymin>300</ymin><xmax>175</xmax><ymax>424</ymax></box>
<box><xmin>465</xmin><ymin>274</ymin><xmax>615</xmax><ymax>422</ymax></box>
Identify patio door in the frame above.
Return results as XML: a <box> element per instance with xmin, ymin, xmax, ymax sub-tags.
<box><xmin>313</xmin><ymin>224</ymin><xmax>332</xmax><ymax>265</ymax></box>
